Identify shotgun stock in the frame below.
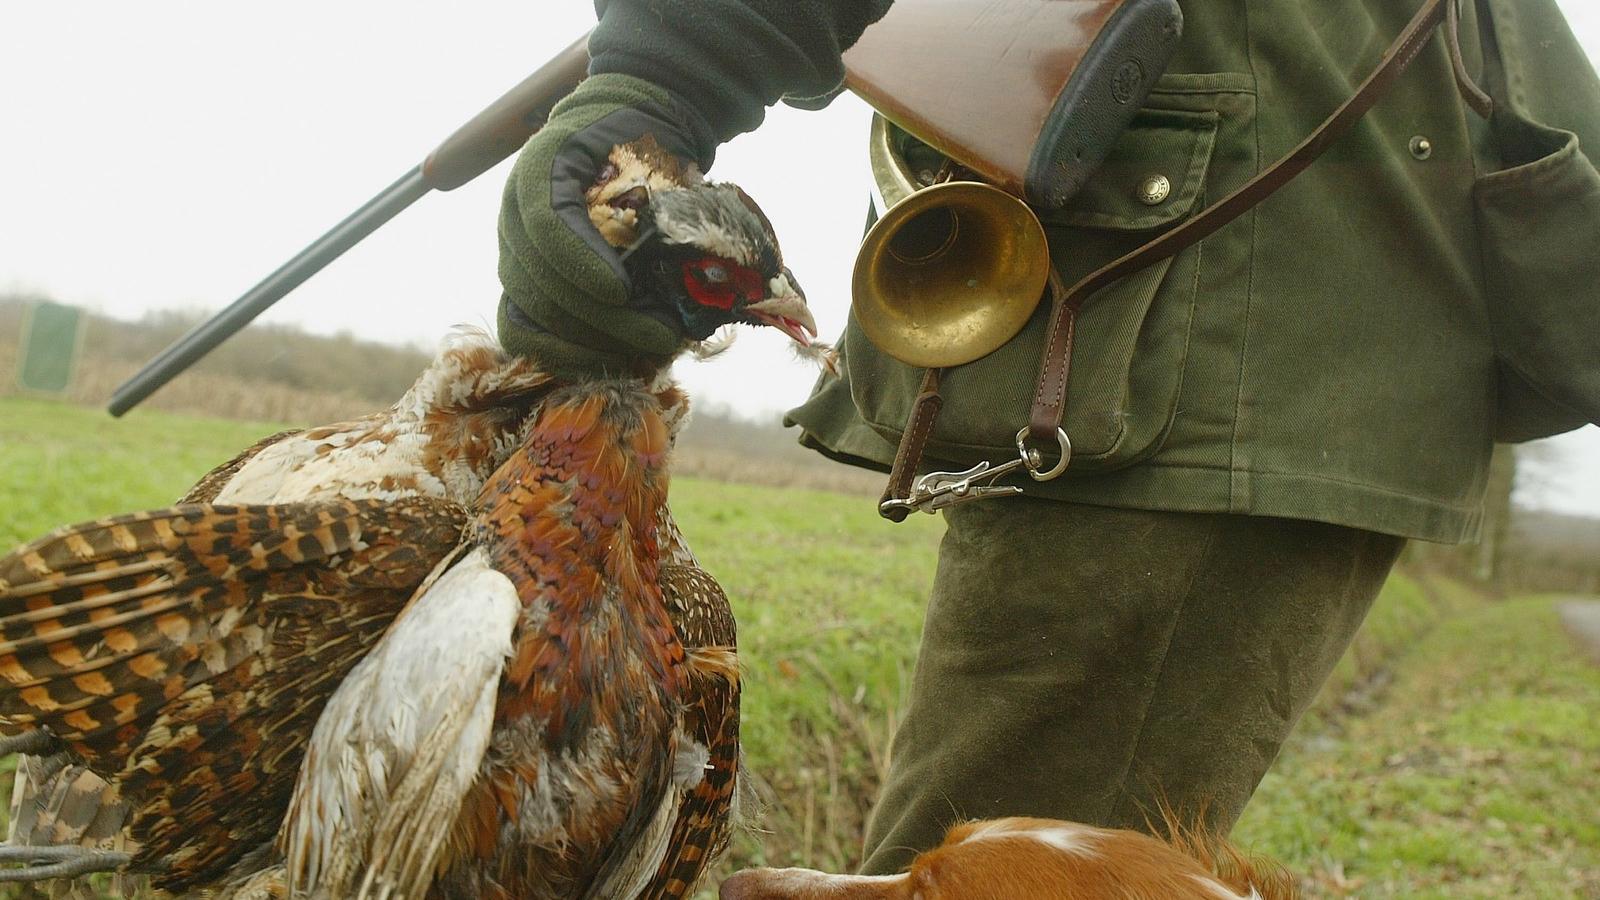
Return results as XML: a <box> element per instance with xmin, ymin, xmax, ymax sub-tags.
<box><xmin>844</xmin><ymin>0</ymin><xmax>1182</xmax><ymax>208</ymax></box>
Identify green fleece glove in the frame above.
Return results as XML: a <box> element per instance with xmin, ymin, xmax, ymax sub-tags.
<box><xmin>496</xmin><ymin>73</ymin><xmax>713</xmax><ymax>376</ymax></box>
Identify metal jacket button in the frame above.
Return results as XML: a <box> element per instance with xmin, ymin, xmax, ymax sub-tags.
<box><xmin>1137</xmin><ymin>174</ymin><xmax>1171</xmax><ymax>205</ymax></box>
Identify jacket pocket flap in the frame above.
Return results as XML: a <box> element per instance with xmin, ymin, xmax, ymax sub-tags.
<box><xmin>1038</xmin><ymin>108</ymin><xmax>1219</xmax><ymax>231</ymax></box>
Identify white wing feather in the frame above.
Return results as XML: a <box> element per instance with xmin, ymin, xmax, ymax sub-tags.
<box><xmin>281</xmin><ymin>546</ymin><xmax>519</xmax><ymax>900</ymax></box>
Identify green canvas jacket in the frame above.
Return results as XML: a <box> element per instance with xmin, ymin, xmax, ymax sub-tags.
<box><xmin>787</xmin><ymin>0</ymin><xmax>1600</xmax><ymax>543</ymax></box>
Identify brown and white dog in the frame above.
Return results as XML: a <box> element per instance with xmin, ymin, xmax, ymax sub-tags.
<box><xmin>719</xmin><ymin>816</ymin><xmax>1297</xmax><ymax>900</ymax></box>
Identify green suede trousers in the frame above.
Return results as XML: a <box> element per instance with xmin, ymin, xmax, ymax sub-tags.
<box><xmin>859</xmin><ymin>498</ymin><xmax>1404</xmax><ymax>875</ymax></box>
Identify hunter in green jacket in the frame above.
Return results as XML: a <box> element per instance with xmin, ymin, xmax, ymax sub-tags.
<box><xmin>499</xmin><ymin>0</ymin><xmax>1600</xmax><ymax>877</ymax></box>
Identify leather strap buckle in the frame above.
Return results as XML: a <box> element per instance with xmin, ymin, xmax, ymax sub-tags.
<box><xmin>879</xmin><ymin>426</ymin><xmax>1070</xmax><ymax>517</ymax></box>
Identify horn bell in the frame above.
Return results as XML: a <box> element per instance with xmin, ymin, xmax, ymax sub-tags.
<box><xmin>853</xmin><ymin>180</ymin><xmax>1051</xmax><ymax>369</ymax></box>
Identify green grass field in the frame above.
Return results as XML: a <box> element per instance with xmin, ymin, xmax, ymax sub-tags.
<box><xmin>2</xmin><ymin>395</ymin><xmax>1597</xmax><ymax>897</ymax></box>
<box><xmin>1234</xmin><ymin>596</ymin><xmax>1600</xmax><ymax>897</ymax></box>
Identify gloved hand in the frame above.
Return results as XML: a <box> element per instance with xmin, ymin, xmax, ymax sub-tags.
<box><xmin>497</xmin><ymin>73</ymin><xmax>713</xmax><ymax>376</ymax></box>
<box><xmin>498</xmin><ymin>1</ymin><xmax>893</xmax><ymax>374</ymax></box>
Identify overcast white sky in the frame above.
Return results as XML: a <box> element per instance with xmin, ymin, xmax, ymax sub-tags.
<box><xmin>1</xmin><ymin>2</ymin><xmax>1596</xmax><ymax>518</ymax></box>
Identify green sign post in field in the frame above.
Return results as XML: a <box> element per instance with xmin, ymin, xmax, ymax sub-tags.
<box><xmin>16</xmin><ymin>301</ymin><xmax>83</xmax><ymax>393</ymax></box>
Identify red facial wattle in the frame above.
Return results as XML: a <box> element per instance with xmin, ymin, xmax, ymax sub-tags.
<box><xmin>682</xmin><ymin>257</ymin><xmax>766</xmax><ymax>312</ymax></box>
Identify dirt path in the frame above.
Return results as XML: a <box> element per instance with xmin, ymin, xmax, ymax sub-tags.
<box><xmin>1557</xmin><ymin>598</ymin><xmax>1600</xmax><ymax>664</ymax></box>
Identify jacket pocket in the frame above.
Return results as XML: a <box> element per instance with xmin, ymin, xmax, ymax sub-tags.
<box><xmin>1473</xmin><ymin>108</ymin><xmax>1600</xmax><ymax>441</ymax></box>
<box><xmin>849</xmin><ymin>78</ymin><xmax>1238</xmax><ymax>472</ymax></box>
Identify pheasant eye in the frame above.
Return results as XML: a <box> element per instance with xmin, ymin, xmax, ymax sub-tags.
<box><xmin>682</xmin><ymin>259</ymin><xmax>738</xmax><ymax>310</ymax></box>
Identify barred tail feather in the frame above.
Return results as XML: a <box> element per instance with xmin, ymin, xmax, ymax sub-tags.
<box><xmin>0</xmin><ymin>501</ymin><xmax>456</xmax><ymax>754</ymax></box>
<box><xmin>7</xmin><ymin>760</ymin><xmax>127</xmax><ymax>850</ymax></box>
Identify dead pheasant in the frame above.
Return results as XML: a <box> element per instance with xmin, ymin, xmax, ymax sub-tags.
<box><xmin>0</xmin><ymin>140</ymin><xmax>816</xmax><ymax>898</ymax></box>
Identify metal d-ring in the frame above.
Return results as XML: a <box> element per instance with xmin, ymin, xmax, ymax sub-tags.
<box><xmin>1015</xmin><ymin>427</ymin><xmax>1071</xmax><ymax>481</ymax></box>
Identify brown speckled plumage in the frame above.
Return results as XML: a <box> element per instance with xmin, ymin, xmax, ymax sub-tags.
<box><xmin>443</xmin><ymin>382</ymin><xmax>690</xmax><ymax>899</ymax></box>
<box><xmin>643</xmin><ymin>564</ymin><xmax>741</xmax><ymax>900</ymax></box>
<box><xmin>274</xmin><ymin>379</ymin><xmax>743</xmax><ymax>900</ymax></box>
<box><xmin>0</xmin><ymin>499</ymin><xmax>466</xmax><ymax>890</ymax></box>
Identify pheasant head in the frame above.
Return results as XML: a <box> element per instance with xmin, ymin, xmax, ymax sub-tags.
<box><xmin>586</xmin><ymin>139</ymin><xmax>820</xmax><ymax>355</ymax></box>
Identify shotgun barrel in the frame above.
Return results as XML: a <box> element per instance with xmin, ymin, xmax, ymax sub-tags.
<box><xmin>107</xmin><ymin>168</ymin><xmax>429</xmax><ymax>417</ymax></box>
<box><xmin>108</xmin><ymin>37</ymin><xmax>590</xmax><ymax>416</ymax></box>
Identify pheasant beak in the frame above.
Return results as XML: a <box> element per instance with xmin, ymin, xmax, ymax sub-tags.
<box><xmin>747</xmin><ymin>302</ymin><xmax>817</xmax><ymax>346</ymax></box>
<box><xmin>746</xmin><ymin>272</ymin><xmax>818</xmax><ymax>346</ymax></box>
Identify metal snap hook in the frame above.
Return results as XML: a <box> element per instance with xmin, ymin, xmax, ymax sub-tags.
<box><xmin>1016</xmin><ymin>427</ymin><xmax>1071</xmax><ymax>481</ymax></box>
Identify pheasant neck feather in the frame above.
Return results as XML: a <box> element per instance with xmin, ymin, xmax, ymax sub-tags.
<box><xmin>484</xmin><ymin>382</ymin><xmax>688</xmax><ymax>723</ymax></box>
<box><xmin>437</xmin><ymin>379</ymin><xmax>690</xmax><ymax>898</ymax></box>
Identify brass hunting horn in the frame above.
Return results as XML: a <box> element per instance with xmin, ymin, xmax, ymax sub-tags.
<box><xmin>851</xmin><ymin>119</ymin><xmax>1051</xmax><ymax>369</ymax></box>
